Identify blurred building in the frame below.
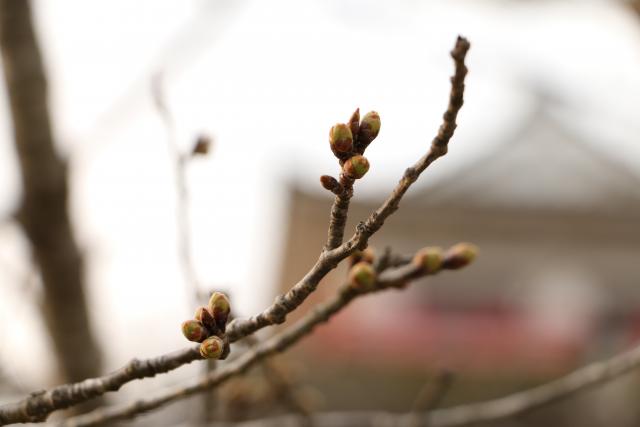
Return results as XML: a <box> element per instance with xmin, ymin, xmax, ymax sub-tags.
<box><xmin>277</xmin><ymin>95</ymin><xmax>640</xmax><ymax>383</ymax></box>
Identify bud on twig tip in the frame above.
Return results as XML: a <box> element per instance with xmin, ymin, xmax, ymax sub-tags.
<box><xmin>329</xmin><ymin>123</ymin><xmax>353</xmax><ymax>157</ymax></box>
<box><xmin>208</xmin><ymin>292</ymin><xmax>231</xmax><ymax>330</ymax></box>
<box><xmin>412</xmin><ymin>247</ymin><xmax>444</xmax><ymax>274</ymax></box>
<box><xmin>357</xmin><ymin>111</ymin><xmax>381</xmax><ymax>152</ymax></box>
<box><xmin>443</xmin><ymin>243</ymin><xmax>478</xmax><ymax>270</ymax></box>
<box><xmin>192</xmin><ymin>134</ymin><xmax>212</xmax><ymax>156</ymax></box>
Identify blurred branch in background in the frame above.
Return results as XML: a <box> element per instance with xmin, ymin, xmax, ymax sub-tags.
<box><xmin>629</xmin><ymin>0</ymin><xmax>640</xmax><ymax>17</ymax></box>
<box><xmin>152</xmin><ymin>75</ymin><xmax>206</xmax><ymax>307</ymax></box>
<box><xmin>152</xmin><ymin>74</ymin><xmax>219</xmax><ymax>424</ymax></box>
<box><xmin>0</xmin><ymin>0</ymin><xmax>102</xmax><ymax>389</ymax></box>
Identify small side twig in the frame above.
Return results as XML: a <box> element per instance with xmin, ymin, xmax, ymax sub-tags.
<box><xmin>152</xmin><ymin>75</ymin><xmax>201</xmax><ymax>307</ymax></box>
<box><xmin>324</xmin><ymin>174</ymin><xmax>355</xmax><ymax>251</ymax></box>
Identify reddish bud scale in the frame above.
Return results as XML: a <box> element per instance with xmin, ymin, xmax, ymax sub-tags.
<box><xmin>412</xmin><ymin>247</ymin><xmax>444</xmax><ymax>274</ymax></box>
<box><xmin>343</xmin><ymin>155</ymin><xmax>369</xmax><ymax>179</ymax></box>
<box><xmin>182</xmin><ymin>320</ymin><xmax>208</xmax><ymax>343</ymax></box>
<box><xmin>195</xmin><ymin>306</ymin><xmax>216</xmax><ymax>331</ymax></box>
<box><xmin>348</xmin><ymin>108</ymin><xmax>360</xmax><ymax>143</ymax></box>
<box><xmin>199</xmin><ymin>336</ymin><xmax>225</xmax><ymax>359</ymax></box>
<box><xmin>443</xmin><ymin>243</ymin><xmax>478</xmax><ymax>269</ymax></box>
<box><xmin>348</xmin><ymin>262</ymin><xmax>377</xmax><ymax>291</ymax></box>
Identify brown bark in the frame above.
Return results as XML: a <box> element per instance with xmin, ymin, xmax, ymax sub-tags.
<box><xmin>0</xmin><ymin>0</ymin><xmax>102</xmax><ymax>384</ymax></box>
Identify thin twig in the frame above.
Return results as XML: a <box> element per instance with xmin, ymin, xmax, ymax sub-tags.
<box><xmin>325</xmin><ymin>174</ymin><xmax>355</xmax><ymax>251</ymax></box>
<box><xmin>0</xmin><ymin>36</ymin><xmax>470</xmax><ymax>425</ymax></box>
<box><xmin>152</xmin><ymin>75</ymin><xmax>201</xmax><ymax>307</ymax></box>
<box><xmin>55</xmin><ymin>256</ymin><xmax>462</xmax><ymax>427</ymax></box>
<box><xmin>152</xmin><ymin>75</ymin><xmax>218</xmax><ymax>422</ymax></box>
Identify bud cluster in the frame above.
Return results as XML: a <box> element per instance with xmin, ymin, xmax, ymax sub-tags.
<box><xmin>181</xmin><ymin>292</ymin><xmax>232</xmax><ymax>359</ymax></box>
<box><xmin>325</xmin><ymin>108</ymin><xmax>381</xmax><ymax>186</ymax></box>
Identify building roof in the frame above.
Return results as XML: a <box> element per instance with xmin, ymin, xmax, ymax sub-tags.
<box><xmin>410</xmin><ymin>101</ymin><xmax>640</xmax><ymax>215</ymax></box>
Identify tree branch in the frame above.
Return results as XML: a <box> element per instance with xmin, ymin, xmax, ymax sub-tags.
<box><xmin>0</xmin><ymin>35</ymin><xmax>470</xmax><ymax>425</ymax></box>
<box><xmin>56</xmin><ymin>252</ymin><xmax>469</xmax><ymax>427</ymax></box>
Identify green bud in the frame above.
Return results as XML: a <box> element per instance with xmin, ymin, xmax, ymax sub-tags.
<box><xmin>208</xmin><ymin>292</ymin><xmax>231</xmax><ymax>330</ymax></box>
<box><xmin>356</xmin><ymin>111</ymin><xmax>381</xmax><ymax>151</ymax></box>
<box><xmin>194</xmin><ymin>306</ymin><xmax>216</xmax><ymax>331</ymax></box>
<box><xmin>443</xmin><ymin>243</ymin><xmax>478</xmax><ymax>269</ymax></box>
<box><xmin>342</xmin><ymin>155</ymin><xmax>369</xmax><ymax>179</ymax></box>
<box><xmin>412</xmin><ymin>247</ymin><xmax>444</xmax><ymax>273</ymax></box>
<box><xmin>199</xmin><ymin>336</ymin><xmax>225</xmax><ymax>359</ymax></box>
<box><xmin>329</xmin><ymin>123</ymin><xmax>353</xmax><ymax>156</ymax></box>
<box><xmin>348</xmin><ymin>261</ymin><xmax>377</xmax><ymax>291</ymax></box>
<box><xmin>181</xmin><ymin>320</ymin><xmax>208</xmax><ymax>342</ymax></box>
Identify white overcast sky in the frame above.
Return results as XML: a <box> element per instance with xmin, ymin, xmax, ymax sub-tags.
<box><xmin>0</xmin><ymin>0</ymin><xmax>639</xmax><ymax>388</ymax></box>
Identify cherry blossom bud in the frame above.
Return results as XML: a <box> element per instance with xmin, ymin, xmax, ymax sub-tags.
<box><xmin>199</xmin><ymin>336</ymin><xmax>225</xmax><ymax>359</ymax></box>
<box><xmin>182</xmin><ymin>320</ymin><xmax>208</xmax><ymax>343</ymax></box>
<box><xmin>208</xmin><ymin>292</ymin><xmax>231</xmax><ymax>330</ymax></box>
<box><xmin>342</xmin><ymin>155</ymin><xmax>369</xmax><ymax>179</ymax></box>
<box><xmin>356</xmin><ymin>111</ymin><xmax>381</xmax><ymax>151</ymax></box>
<box><xmin>348</xmin><ymin>262</ymin><xmax>377</xmax><ymax>291</ymax></box>
<box><xmin>412</xmin><ymin>247</ymin><xmax>444</xmax><ymax>274</ymax></box>
<box><xmin>443</xmin><ymin>243</ymin><xmax>478</xmax><ymax>269</ymax></box>
<box><xmin>329</xmin><ymin>123</ymin><xmax>353</xmax><ymax>156</ymax></box>
<box><xmin>192</xmin><ymin>134</ymin><xmax>212</xmax><ymax>156</ymax></box>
